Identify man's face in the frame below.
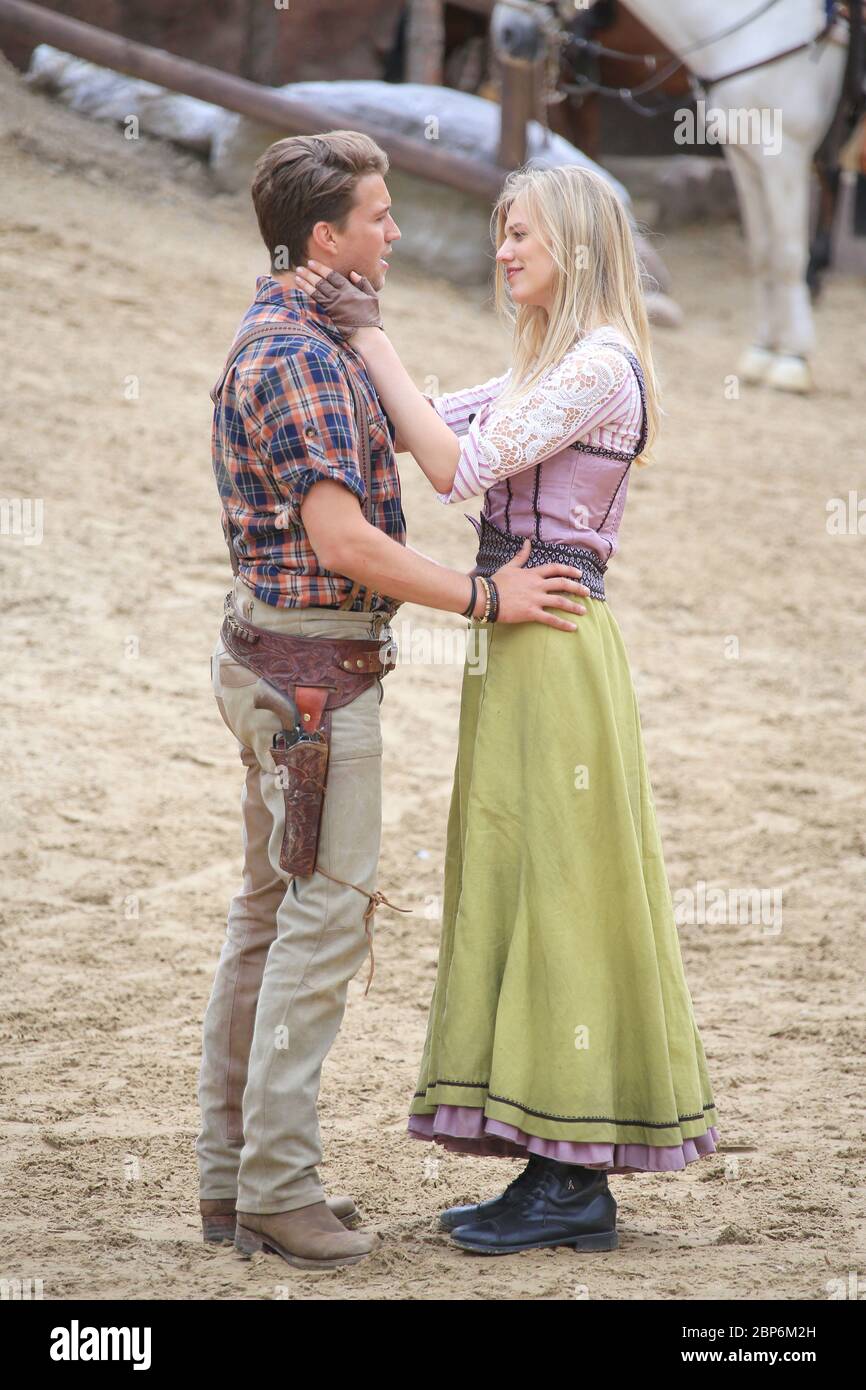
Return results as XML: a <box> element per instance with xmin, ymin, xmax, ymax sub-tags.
<box><xmin>316</xmin><ymin>173</ymin><xmax>401</xmax><ymax>292</ymax></box>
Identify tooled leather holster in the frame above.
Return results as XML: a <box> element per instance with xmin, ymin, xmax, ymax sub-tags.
<box><xmin>221</xmin><ymin>593</ymin><xmax>395</xmax><ymax>878</ymax></box>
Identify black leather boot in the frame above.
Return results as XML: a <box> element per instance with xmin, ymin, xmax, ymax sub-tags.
<box><xmin>448</xmin><ymin>1157</ymin><xmax>618</xmax><ymax>1254</ymax></box>
<box><xmin>438</xmin><ymin>1153</ymin><xmax>546</xmax><ymax>1232</ymax></box>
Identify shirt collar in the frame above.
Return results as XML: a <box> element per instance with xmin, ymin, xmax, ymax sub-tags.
<box><xmin>253</xmin><ymin>274</ymin><xmax>345</xmax><ymax>345</ymax></box>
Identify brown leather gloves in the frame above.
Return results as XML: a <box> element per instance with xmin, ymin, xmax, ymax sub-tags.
<box><xmin>306</xmin><ymin>269</ymin><xmax>383</xmax><ymax>335</ymax></box>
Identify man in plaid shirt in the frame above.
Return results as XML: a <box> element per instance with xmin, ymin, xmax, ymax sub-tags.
<box><xmin>197</xmin><ymin>131</ymin><xmax>589</xmax><ymax>1272</ymax></box>
<box><xmin>212</xmin><ymin>271</ymin><xmax>406</xmax><ymax>613</ymax></box>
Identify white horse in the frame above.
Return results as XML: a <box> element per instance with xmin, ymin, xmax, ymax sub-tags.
<box><xmin>493</xmin><ymin>0</ymin><xmax>851</xmax><ymax>393</ymax></box>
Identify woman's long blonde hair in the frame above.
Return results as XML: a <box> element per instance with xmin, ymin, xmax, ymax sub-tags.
<box><xmin>491</xmin><ymin>164</ymin><xmax>661</xmax><ymax>465</ymax></box>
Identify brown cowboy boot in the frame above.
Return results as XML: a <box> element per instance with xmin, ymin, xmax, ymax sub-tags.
<box><xmin>200</xmin><ymin>1194</ymin><xmax>359</xmax><ymax>1243</ymax></box>
<box><xmin>234</xmin><ymin>1201</ymin><xmax>377</xmax><ymax>1269</ymax></box>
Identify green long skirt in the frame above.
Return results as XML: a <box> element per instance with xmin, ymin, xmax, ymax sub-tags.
<box><xmin>407</xmin><ymin>597</ymin><xmax>720</xmax><ymax>1172</ymax></box>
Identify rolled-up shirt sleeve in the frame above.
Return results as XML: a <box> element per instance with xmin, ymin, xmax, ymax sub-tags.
<box><xmin>435</xmin><ymin>344</ymin><xmax>633</xmax><ymax>504</ymax></box>
<box><xmin>241</xmin><ymin>349</ymin><xmax>366</xmax><ymax>526</ymax></box>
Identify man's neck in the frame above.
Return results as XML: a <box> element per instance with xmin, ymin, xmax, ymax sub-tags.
<box><xmin>272</xmin><ymin>265</ymin><xmax>339</xmax><ymax>292</ymax></box>
<box><xmin>272</xmin><ymin>270</ymin><xmax>299</xmax><ymax>292</ymax></box>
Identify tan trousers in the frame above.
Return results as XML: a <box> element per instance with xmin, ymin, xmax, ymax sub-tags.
<box><xmin>196</xmin><ymin>578</ymin><xmax>392</xmax><ymax>1214</ymax></box>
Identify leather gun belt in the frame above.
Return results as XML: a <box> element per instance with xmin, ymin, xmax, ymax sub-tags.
<box><xmin>221</xmin><ymin>592</ymin><xmax>395</xmax><ymax>880</ymax></box>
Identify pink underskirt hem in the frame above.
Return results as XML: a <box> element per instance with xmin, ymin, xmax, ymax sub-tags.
<box><xmin>408</xmin><ymin>1105</ymin><xmax>720</xmax><ymax>1173</ymax></box>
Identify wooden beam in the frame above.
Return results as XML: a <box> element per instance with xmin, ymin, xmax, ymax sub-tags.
<box><xmin>0</xmin><ymin>0</ymin><xmax>510</xmax><ymax>198</ymax></box>
<box><xmin>452</xmin><ymin>0</ymin><xmax>498</xmax><ymax>14</ymax></box>
<box><xmin>498</xmin><ymin>52</ymin><xmax>543</xmax><ymax>168</ymax></box>
<box><xmin>406</xmin><ymin>0</ymin><xmax>445</xmax><ymax>86</ymax></box>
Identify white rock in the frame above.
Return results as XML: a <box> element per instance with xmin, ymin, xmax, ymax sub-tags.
<box><xmin>26</xmin><ymin>44</ymin><xmax>218</xmax><ymax>152</ymax></box>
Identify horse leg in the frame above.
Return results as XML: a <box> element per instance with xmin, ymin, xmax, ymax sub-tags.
<box><xmin>724</xmin><ymin>142</ymin><xmax>776</xmax><ymax>383</ymax></box>
<box><xmin>756</xmin><ymin>30</ymin><xmax>846</xmax><ymax>392</ymax></box>
<box><xmin>762</xmin><ymin>142</ymin><xmax>815</xmax><ymax>393</ymax></box>
<box><xmin>807</xmin><ymin>164</ymin><xmax>841</xmax><ymax>298</ymax></box>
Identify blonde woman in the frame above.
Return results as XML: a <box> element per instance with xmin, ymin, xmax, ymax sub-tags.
<box><xmin>296</xmin><ymin>163</ymin><xmax>720</xmax><ymax>1256</ymax></box>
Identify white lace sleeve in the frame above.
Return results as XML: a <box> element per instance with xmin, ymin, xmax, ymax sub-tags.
<box><xmin>436</xmin><ymin>344</ymin><xmax>633</xmax><ymax>504</ymax></box>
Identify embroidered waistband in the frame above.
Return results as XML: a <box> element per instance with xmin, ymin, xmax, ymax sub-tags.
<box><xmin>468</xmin><ymin>514</ymin><xmax>607</xmax><ymax>602</ymax></box>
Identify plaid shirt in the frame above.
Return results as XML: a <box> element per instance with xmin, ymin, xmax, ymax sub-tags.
<box><xmin>212</xmin><ymin>275</ymin><xmax>406</xmax><ymax>611</ymax></box>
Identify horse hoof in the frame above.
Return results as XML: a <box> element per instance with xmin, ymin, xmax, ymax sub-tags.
<box><xmin>736</xmin><ymin>345</ymin><xmax>774</xmax><ymax>384</ymax></box>
<box><xmin>644</xmin><ymin>291</ymin><xmax>683</xmax><ymax>329</ymax></box>
<box><xmin>766</xmin><ymin>354</ymin><xmax>812</xmax><ymax>394</ymax></box>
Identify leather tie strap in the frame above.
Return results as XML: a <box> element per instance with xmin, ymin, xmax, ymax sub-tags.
<box><xmin>313</xmin><ymin>868</ymin><xmax>412</xmax><ymax>996</ymax></box>
<box><xmin>295</xmin><ymin>684</ymin><xmax>329</xmax><ymax>735</ymax></box>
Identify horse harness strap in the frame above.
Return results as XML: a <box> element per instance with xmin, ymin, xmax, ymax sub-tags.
<box><xmin>702</xmin><ymin>13</ymin><xmax>838</xmax><ymax>89</ymax></box>
<box><xmin>562</xmin><ymin>0</ymin><xmax>839</xmax><ymax>112</ymax></box>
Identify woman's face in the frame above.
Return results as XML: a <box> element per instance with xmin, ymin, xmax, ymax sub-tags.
<box><xmin>496</xmin><ymin>196</ymin><xmax>556</xmax><ymax>312</ymax></box>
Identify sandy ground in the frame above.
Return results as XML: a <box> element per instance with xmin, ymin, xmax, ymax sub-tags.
<box><xmin>1</xmin><ymin>55</ymin><xmax>865</xmax><ymax>1302</ymax></box>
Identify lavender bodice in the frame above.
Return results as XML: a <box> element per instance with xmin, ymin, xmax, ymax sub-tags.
<box><xmin>428</xmin><ymin>325</ymin><xmax>647</xmax><ymax>566</ymax></box>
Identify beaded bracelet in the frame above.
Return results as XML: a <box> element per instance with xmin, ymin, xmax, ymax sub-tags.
<box><xmin>462</xmin><ymin>575</ymin><xmax>478</xmax><ymax>619</ymax></box>
<box><xmin>477</xmin><ymin>575</ymin><xmax>493</xmax><ymax>623</ymax></box>
<box><xmin>487</xmin><ymin>578</ymin><xmax>500</xmax><ymax>622</ymax></box>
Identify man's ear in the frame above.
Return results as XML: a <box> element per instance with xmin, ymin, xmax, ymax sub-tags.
<box><xmin>308</xmin><ymin>220</ymin><xmax>339</xmax><ymax>260</ymax></box>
